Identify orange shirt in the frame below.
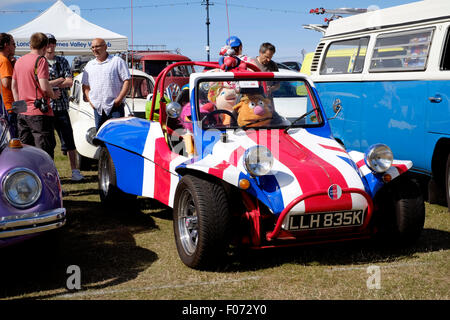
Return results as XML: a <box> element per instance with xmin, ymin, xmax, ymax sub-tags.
<box><xmin>0</xmin><ymin>55</ymin><xmax>14</xmax><ymax>111</ymax></box>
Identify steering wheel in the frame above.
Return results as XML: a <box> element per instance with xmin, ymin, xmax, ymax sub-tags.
<box><xmin>165</xmin><ymin>83</ymin><xmax>181</xmax><ymax>102</ymax></box>
<box><xmin>201</xmin><ymin>109</ymin><xmax>237</xmax><ymax>129</ymax></box>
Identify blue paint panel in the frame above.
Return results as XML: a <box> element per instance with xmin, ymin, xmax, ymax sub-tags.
<box><xmin>315</xmin><ymin>80</ymin><xmax>450</xmax><ymax>174</ymax></box>
<box><xmin>106</xmin><ymin>143</ymin><xmax>144</xmax><ymax>196</ymax></box>
<box><xmin>96</xmin><ymin>118</ymin><xmax>151</xmax><ymax>156</ymax></box>
<box><xmin>256</xmin><ymin>173</ymin><xmax>285</xmax><ymax>215</ymax></box>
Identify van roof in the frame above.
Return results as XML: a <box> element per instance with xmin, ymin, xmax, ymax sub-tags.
<box><xmin>324</xmin><ymin>0</ymin><xmax>450</xmax><ymax>38</ymax></box>
<box><xmin>133</xmin><ymin>52</ymin><xmax>191</xmax><ymax>61</ymax></box>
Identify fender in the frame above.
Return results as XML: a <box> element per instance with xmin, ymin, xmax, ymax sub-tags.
<box><xmin>176</xmin><ymin>158</ymin><xmax>278</xmax><ymax>214</ymax></box>
<box><xmin>348</xmin><ymin>150</ymin><xmax>413</xmax><ymax>197</ymax></box>
<box><xmin>94</xmin><ymin>117</ymin><xmax>151</xmax><ymax>155</ymax></box>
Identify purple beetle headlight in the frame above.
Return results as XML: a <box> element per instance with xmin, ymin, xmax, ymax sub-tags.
<box><xmin>2</xmin><ymin>168</ymin><xmax>42</xmax><ymax>208</ymax></box>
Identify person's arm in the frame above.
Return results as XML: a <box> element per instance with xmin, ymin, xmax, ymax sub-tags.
<box><xmin>113</xmin><ymin>79</ymin><xmax>130</xmax><ymax>107</ymax></box>
<box><xmin>49</xmin><ymin>77</ymin><xmax>65</xmax><ymax>87</ymax></box>
<box><xmin>60</xmin><ymin>77</ymin><xmax>73</xmax><ymax>88</ymax></box>
<box><xmin>39</xmin><ymin>78</ymin><xmax>60</xmax><ymax>99</ymax></box>
<box><xmin>1</xmin><ymin>77</ymin><xmax>11</xmax><ymax>89</ymax></box>
<box><xmin>11</xmin><ymin>78</ymin><xmax>18</xmax><ymax>101</ymax></box>
<box><xmin>82</xmin><ymin>84</ymin><xmax>95</xmax><ymax>109</ymax></box>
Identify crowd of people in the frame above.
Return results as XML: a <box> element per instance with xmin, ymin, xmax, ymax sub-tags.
<box><xmin>0</xmin><ymin>31</ymin><xmax>280</xmax><ymax>185</ymax></box>
<box><xmin>0</xmin><ymin>32</ymin><xmax>133</xmax><ymax>183</ymax></box>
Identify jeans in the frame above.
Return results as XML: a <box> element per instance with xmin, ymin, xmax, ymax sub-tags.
<box><xmin>94</xmin><ymin>104</ymin><xmax>125</xmax><ymax>131</ymax></box>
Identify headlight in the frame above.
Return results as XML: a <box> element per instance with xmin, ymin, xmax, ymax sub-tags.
<box><xmin>86</xmin><ymin>127</ymin><xmax>97</xmax><ymax>145</ymax></box>
<box><xmin>365</xmin><ymin>144</ymin><xmax>393</xmax><ymax>173</ymax></box>
<box><xmin>244</xmin><ymin>145</ymin><xmax>273</xmax><ymax>176</ymax></box>
<box><xmin>2</xmin><ymin>168</ymin><xmax>42</xmax><ymax>208</ymax></box>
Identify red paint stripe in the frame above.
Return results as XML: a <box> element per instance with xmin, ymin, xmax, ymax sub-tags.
<box><xmin>229</xmin><ymin>146</ymin><xmax>246</xmax><ymax>167</ymax></box>
<box><xmin>246</xmin><ymin>130</ymin><xmax>353</xmax><ymax>212</ymax></box>
<box><xmin>153</xmin><ymin>137</ymin><xmax>173</xmax><ymax>205</ymax></box>
<box><xmin>208</xmin><ymin>161</ymin><xmax>230</xmax><ymax>180</ymax></box>
<box><xmin>231</xmin><ymin>71</ymin><xmax>274</xmax><ymax>79</ymax></box>
<box><xmin>356</xmin><ymin>159</ymin><xmax>366</xmax><ymax>168</ymax></box>
<box><xmin>319</xmin><ymin>144</ymin><xmax>346</xmax><ymax>153</ymax></box>
<box><xmin>393</xmin><ymin>163</ymin><xmax>408</xmax><ymax>174</ymax></box>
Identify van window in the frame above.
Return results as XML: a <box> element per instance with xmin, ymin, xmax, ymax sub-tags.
<box><xmin>320</xmin><ymin>38</ymin><xmax>369</xmax><ymax>75</ymax></box>
<box><xmin>370</xmin><ymin>28</ymin><xmax>434</xmax><ymax>72</ymax></box>
<box><xmin>441</xmin><ymin>27</ymin><xmax>450</xmax><ymax>70</ymax></box>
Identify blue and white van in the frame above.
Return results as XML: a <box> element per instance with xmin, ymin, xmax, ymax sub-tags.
<box><xmin>303</xmin><ymin>0</ymin><xmax>450</xmax><ymax>210</ymax></box>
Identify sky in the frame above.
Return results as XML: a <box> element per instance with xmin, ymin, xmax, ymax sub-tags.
<box><xmin>0</xmin><ymin>0</ymin><xmax>420</xmax><ymax>64</ymax></box>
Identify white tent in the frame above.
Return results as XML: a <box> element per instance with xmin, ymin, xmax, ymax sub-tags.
<box><xmin>8</xmin><ymin>0</ymin><xmax>128</xmax><ymax>55</ymax></box>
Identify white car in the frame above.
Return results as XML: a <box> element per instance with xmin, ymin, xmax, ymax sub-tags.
<box><xmin>68</xmin><ymin>69</ymin><xmax>155</xmax><ymax>169</ymax></box>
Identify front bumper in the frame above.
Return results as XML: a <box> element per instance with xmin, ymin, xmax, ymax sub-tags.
<box><xmin>0</xmin><ymin>208</ymin><xmax>66</xmax><ymax>239</ymax></box>
<box><xmin>266</xmin><ymin>188</ymin><xmax>373</xmax><ymax>241</ymax></box>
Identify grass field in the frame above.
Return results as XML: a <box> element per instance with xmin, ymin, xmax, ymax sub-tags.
<box><xmin>0</xmin><ymin>149</ymin><xmax>449</xmax><ymax>300</ymax></box>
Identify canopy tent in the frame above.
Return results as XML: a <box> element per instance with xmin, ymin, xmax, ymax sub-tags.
<box><xmin>8</xmin><ymin>0</ymin><xmax>128</xmax><ymax>55</ymax></box>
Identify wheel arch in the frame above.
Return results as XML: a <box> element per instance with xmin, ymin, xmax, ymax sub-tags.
<box><xmin>431</xmin><ymin>137</ymin><xmax>450</xmax><ymax>186</ymax></box>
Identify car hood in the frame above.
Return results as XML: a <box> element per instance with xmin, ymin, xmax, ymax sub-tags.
<box><xmin>181</xmin><ymin>128</ymin><xmax>368</xmax><ymax>215</ymax></box>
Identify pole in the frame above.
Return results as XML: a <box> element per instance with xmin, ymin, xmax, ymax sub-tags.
<box><xmin>203</xmin><ymin>0</ymin><xmax>211</xmax><ymax>61</ymax></box>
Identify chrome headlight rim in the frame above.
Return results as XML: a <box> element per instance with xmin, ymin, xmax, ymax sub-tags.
<box><xmin>365</xmin><ymin>143</ymin><xmax>393</xmax><ymax>173</ymax></box>
<box><xmin>243</xmin><ymin>145</ymin><xmax>274</xmax><ymax>177</ymax></box>
<box><xmin>86</xmin><ymin>127</ymin><xmax>97</xmax><ymax>145</ymax></box>
<box><xmin>2</xmin><ymin>167</ymin><xmax>42</xmax><ymax>208</ymax></box>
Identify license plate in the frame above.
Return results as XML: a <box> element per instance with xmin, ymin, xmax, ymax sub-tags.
<box><xmin>288</xmin><ymin>210</ymin><xmax>364</xmax><ymax>231</ymax></box>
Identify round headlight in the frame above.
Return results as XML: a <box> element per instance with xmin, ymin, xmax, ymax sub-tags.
<box><xmin>86</xmin><ymin>127</ymin><xmax>97</xmax><ymax>145</ymax></box>
<box><xmin>244</xmin><ymin>145</ymin><xmax>274</xmax><ymax>176</ymax></box>
<box><xmin>3</xmin><ymin>168</ymin><xmax>42</xmax><ymax>208</ymax></box>
<box><xmin>365</xmin><ymin>144</ymin><xmax>393</xmax><ymax>173</ymax></box>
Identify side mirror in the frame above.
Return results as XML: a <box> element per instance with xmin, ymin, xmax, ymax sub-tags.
<box><xmin>328</xmin><ymin>98</ymin><xmax>342</xmax><ymax>120</ymax></box>
<box><xmin>166</xmin><ymin>101</ymin><xmax>182</xmax><ymax>118</ymax></box>
<box><xmin>11</xmin><ymin>100</ymin><xmax>27</xmax><ymax>114</ymax></box>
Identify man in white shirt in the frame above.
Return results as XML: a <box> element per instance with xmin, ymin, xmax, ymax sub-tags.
<box><xmin>81</xmin><ymin>38</ymin><xmax>130</xmax><ymax>130</ymax></box>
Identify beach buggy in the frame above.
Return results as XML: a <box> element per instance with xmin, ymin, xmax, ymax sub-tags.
<box><xmin>94</xmin><ymin>61</ymin><xmax>425</xmax><ymax>269</ymax></box>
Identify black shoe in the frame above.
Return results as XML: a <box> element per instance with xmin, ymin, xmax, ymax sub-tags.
<box><xmin>62</xmin><ymin>150</ymin><xmax>67</xmax><ymax>156</ymax></box>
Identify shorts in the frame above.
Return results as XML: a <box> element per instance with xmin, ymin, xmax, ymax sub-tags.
<box><xmin>17</xmin><ymin>114</ymin><xmax>56</xmax><ymax>159</ymax></box>
<box><xmin>53</xmin><ymin>109</ymin><xmax>76</xmax><ymax>151</ymax></box>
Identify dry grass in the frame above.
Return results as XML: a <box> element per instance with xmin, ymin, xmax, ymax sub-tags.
<box><xmin>0</xmin><ymin>147</ymin><xmax>448</xmax><ymax>300</ymax></box>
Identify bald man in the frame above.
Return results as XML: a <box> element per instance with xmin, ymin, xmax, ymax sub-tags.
<box><xmin>82</xmin><ymin>38</ymin><xmax>130</xmax><ymax>130</ymax></box>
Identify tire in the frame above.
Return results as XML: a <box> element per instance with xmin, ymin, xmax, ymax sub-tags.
<box><xmin>98</xmin><ymin>147</ymin><xmax>137</xmax><ymax>210</ymax></box>
<box><xmin>446</xmin><ymin>154</ymin><xmax>450</xmax><ymax>212</ymax></box>
<box><xmin>173</xmin><ymin>175</ymin><xmax>231</xmax><ymax>270</ymax></box>
<box><xmin>375</xmin><ymin>177</ymin><xmax>425</xmax><ymax>244</ymax></box>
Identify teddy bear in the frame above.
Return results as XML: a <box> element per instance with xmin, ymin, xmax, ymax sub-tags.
<box><xmin>233</xmin><ymin>94</ymin><xmax>273</xmax><ymax>128</ymax></box>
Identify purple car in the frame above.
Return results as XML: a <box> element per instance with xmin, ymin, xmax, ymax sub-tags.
<box><xmin>0</xmin><ymin>99</ymin><xmax>66</xmax><ymax>248</ymax></box>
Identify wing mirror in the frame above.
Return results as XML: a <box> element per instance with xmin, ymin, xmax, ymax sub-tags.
<box><xmin>166</xmin><ymin>101</ymin><xmax>182</xmax><ymax>118</ymax></box>
<box><xmin>328</xmin><ymin>98</ymin><xmax>342</xmax><ymax>120</ymax></box>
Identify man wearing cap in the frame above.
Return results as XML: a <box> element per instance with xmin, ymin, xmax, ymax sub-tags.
<box><xmin>81</xmin><ymin>38</ymin><xmax>130</xmax><ymax>131</ymax></box>
<box><xmin>45</xmin><ymin>33</ymin><xmax>83</xmax><ymax>181</ymax></box>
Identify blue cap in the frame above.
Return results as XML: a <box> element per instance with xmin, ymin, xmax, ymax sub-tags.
<box><xmin>226</xmin><ymin>36</ymin><xmax>242</xmax><ymax>48</ymax></box>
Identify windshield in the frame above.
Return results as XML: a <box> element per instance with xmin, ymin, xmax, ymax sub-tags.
<box><xmin>144</xmin><ymin>61</ymin><xmax>194</xmax><ymax>77</ymax></box>
<box><xmin>126</xmin><ymin>76</ymin><xmax>154</xmax><ymax>99</ymax></box>
<box><xmin>194</xmin><ymin>78</ymin><xmax>323</xmax><ymax>130</ymax></box>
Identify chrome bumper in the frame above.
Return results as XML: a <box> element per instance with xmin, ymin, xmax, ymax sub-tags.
<box><xmin>0</xmin><ymin>208</ymin><xmax>66</xmax><ymax>238</ymax></box>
